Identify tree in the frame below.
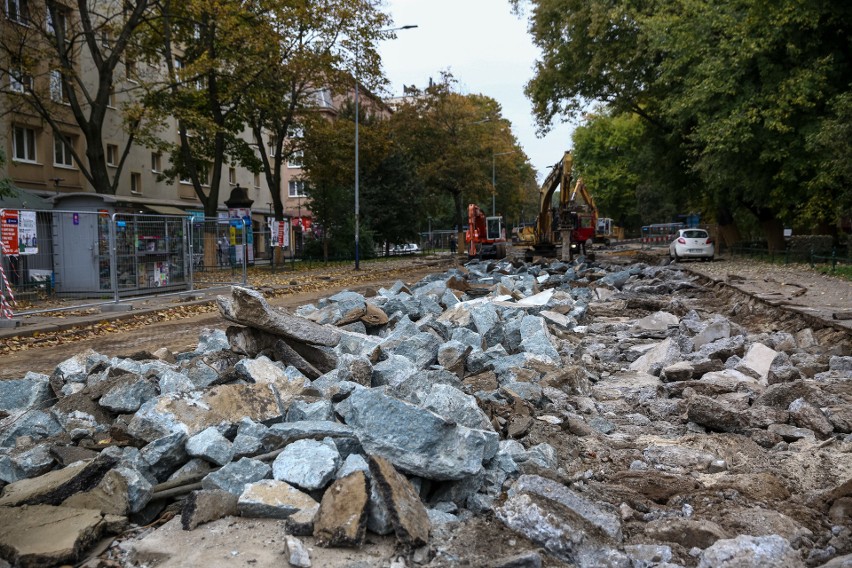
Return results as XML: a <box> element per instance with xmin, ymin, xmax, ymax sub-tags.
<box><xmin>0</xmin><ymin>0</ymin><xmax>153</xmax><ymax>194</ymax></box>
<box><xmin>242</xmin><ymin>0</ymin><xmax>391</xmax><ymax>225</ymax></box>
<box><xmin>390</xmin><ymin>75</ymin><xmax>529</xmax><ymax>244</ymax></box>
<box><xmin>515</xmin><ymin>0</ymin><xmax>852</xmax><ymax>248</ymax></box>
<box><xmin>0</xmin><ymin>150</ymin><xmax>14</xmax><ymax>198</ymax></box>
<box><xmin>137</xmin><ymin>0</ymin><xmax>268</xmax><ymax>218</ymax></box>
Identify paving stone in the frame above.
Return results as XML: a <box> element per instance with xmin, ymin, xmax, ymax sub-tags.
<box><xmin>368</xmin><ymin>455</ymin><xmax>431</xmax><ymax>547</ymax></box>
<box><xmin>272</xmin><ymin>438</ymin><xmax>340</xmax><ymax>491</ymax></box>
<box><xmin>181</xmin><ymin>489</ymin><xmax>239</xmax><ymax>530</ymax></box>
<box><xmin>313</xmin><ymin>471</ymin><xmax>370</xmax><ymax>548</ymax></box>
<box><xmin>0</xmin><ymin>504</ymin><xmax>119</xmax><ymax>567</ymax></box>
<box><xmin>238</xmin><ymin>479</ymin><xmax>319</xmax><ymax>519</ymax></box>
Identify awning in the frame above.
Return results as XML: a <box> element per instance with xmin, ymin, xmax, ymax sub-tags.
<box><xmin>145</xmin><ymin>205</ymin><xmax>187</xmax><ymax>216</ymax></box>
<box><xmin>0</xmin><ymin>187</ymin><xmax>54</xmax><ymax>210</ymax></box>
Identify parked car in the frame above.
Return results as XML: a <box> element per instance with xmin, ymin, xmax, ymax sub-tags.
<box><xmin>669</xmin><ymin>228</ymin><xmax>714</xmax><ymax>261</ymax></box>
<box><xmin>390</xmin><ymin>243</ymin><xmax>420</xmax><ymax>255</ymax></box>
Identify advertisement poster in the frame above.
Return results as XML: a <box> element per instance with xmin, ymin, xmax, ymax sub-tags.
<box><xmin>270</xmin><ymin>219</ymin><xmax>290</xmax><ymax>248</ymax></box>
<box><xmin>18</xmin><ymin>211</ymin><xmax>37</xmax><ymax>255</ymax></box>
<box><xmin>228</xmin><ymin>207</ymin><xmax>254</xmax><ymax>263</ymax></box>
<box><xmin>1</xmin><ymin>210</ymin><xmax>19</xmax><ymax>255</ymax></box>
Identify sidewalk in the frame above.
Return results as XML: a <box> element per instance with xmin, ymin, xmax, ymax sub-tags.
<box><xmin>0</xmin><ymin>287</ymin><xmax>225</xmax><ymax>342</ymax></box>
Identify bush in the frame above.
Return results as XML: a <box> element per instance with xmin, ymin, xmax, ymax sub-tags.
<box><xmin>788</xmin><ymin>235</ymin><xmax>834</xmax><ymax>256</ymax></box>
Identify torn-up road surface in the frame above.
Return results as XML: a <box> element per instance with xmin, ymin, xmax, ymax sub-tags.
<box><xmin>1</xmin><ymin>255</ymin><xmax>851</xmax><ymax>568</ymax></box>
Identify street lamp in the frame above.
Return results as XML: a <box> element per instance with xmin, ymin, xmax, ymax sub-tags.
<box><xmin>355</xmin><ymin>24</ymin><xmax>418</xmax><ymax>270</ymax></box>
<box><xmin>492</xmin><ymin>150</ymin><xmax>516</xmax><ymax>216</ymax></box>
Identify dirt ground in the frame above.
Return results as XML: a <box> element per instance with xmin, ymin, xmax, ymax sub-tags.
<box><xmin>0</xmin><ymin>257</ymin><xmax>453</xmax><ymax>380</ymax></box>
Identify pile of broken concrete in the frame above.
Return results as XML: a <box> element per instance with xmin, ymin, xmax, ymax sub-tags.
<box><xmin>1</xmin><ymin>256</ymin><xmax>851</xmax><ymax>567</ymax></box>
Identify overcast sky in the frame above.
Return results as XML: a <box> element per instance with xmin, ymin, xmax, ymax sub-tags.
<box><xmin>376</xmin><ymin>0</ymin><xmax>577</xmax><ymax>183</ymax></box>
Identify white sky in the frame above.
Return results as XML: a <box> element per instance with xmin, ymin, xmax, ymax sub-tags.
<box><xmin>376</xmin><ymin>0</ymin><xmax>577</xmax><ymax>182</ymax></box>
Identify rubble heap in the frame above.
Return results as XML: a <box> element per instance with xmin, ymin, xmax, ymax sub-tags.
<box><xmin>1</xmin><ymin>256</ymin><xmax>851</xmax><ymax>567</ymax></box>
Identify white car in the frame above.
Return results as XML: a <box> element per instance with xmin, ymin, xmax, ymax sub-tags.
<box><xmin>669</xmin><ymin>228</ymin><xmax>714</xmax><ymax>261</ymax></box>
<box><xmin>390</xmin><ymin>243</ymin><xmax>420</xmax><ymax>255</ymax></box>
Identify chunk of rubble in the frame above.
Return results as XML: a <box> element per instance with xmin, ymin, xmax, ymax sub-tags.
<box><xmin>0</xmin><ymin>452</ymin><xmax>117</xmax><ymax>507</ymax></box>
<box><xmin>272</xmin><ymin>438</ymin><xmax>340</xmax><ymax>491</ymax></box>
<box><xmin>313</xmin><ymin>470</ymin><xmax>370</xmax><ymax>547</ymax></box>
<box><xmin>181</xmin><ymin>489</ymin><xmax>239</xmax><ymax>530</ymax></box>
<box><xmin>336</xmin><ymin>388</ymin><xmax>499</xmax><ymax>480</ymax></box>
<box><xmin>496</xmin><ymin>475</ymin><xmax>623</xmax><ymax>565</ymax></box>
<box><xmin>697</xmin><ymin>534</ymin><xmax>798</xmax><ymax>567</ymax></box>
<box><xmin>0</xmin><ymin>505</ymin><xmax>123</xmax><ymax>567</ymax></box>
<box><xmin>218</xmin><ymin>286</ymin><xmax>340</xmax><ymax>347</ymax></box>
<box><xmin>238</xmin><ymin>479</ymin><xmax>319</xmax><ymax>519</ymax></box>
<box><xmin>368</xmin><ymin>455</ymin><xmax>431</xmax><ymax>547</ymax></box>
<box><xmin>0</xmin><ymin>372</ymin><xmax>53</xmax><ymax>412</ymax></box>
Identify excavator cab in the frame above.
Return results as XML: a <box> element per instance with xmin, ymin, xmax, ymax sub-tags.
<box><xmin>485</xmin><ymin>216</ymin><xmax>503</xmax><ymax>241</ymax></box>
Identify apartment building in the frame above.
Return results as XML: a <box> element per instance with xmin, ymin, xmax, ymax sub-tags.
<box><xmin>0</xmin><ymin>2</ymin><xmax>383</xmax><ymax>260</ymax></box>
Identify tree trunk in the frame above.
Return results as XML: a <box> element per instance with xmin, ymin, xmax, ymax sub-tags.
<box><xmin>715</xmin><ymin>205</ymin><xmax>741</xmax><ymax>252</ymax></box>
<box><xmin>755</xmin><ymin>208</ymin><xmax>786</xmax><ymax>253</ymax></box>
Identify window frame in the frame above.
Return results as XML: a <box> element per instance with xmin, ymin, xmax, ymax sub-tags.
<box><xmin>130</xmin><ymin>172</ymin><xmax>142</xmax><ymax>194</ymax></box>
<box><xmin>151</xmin><ymin>152</ymin><xmax>161</xmax><ymax>173</ymax></box>
<box><xmin>53</xmin><ymin>134</ymin><xmax>74</xmax><ymax>167</ymax></box>
<box><xmin>6</xmin><ymin>0</ymin><xmax>30</xmax><ymax>25</ymax></box>
<box><xmin>12</xmin><ymin>125</ymin><xmax>37</xmax><ymax>162</ymax></box>
<box><xmin>106</xmin><ymin>144</ymin><xmax>118</xmax><ymax>166</ymax></box>
<box><xmin>287</xmin><ymin>150</ymin><xmax>304</xmax><ymax>169</ymax></box>
<box><xmin>288</xmin><ymin>180</ymin><xmax>307</xmax><ymax>197</ymax></box>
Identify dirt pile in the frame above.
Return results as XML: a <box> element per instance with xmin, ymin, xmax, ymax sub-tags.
<box><xmin>0</xmin><ymin>255</ymin><xmax>851</xmax><ymax>567</ymax></box>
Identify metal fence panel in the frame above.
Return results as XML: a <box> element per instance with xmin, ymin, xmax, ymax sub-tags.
<box><xmin>112</xmin><ymin>213</ymin><xmax>190</xmax><ymax>297</ymax></box>
<box><xmin>188</xmin><ymin>217</ymin><xmax>248</xmax><ymax>288</ymax></box>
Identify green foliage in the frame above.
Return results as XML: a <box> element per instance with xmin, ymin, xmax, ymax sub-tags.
<box><xmin>389</xmin><ymin>74</ymin><xmax>535</xmax><ymax>233</ymax></box>
<box><xmin>0</xmin><ymin>150</ymin><xmax>13</xmax><ymax>198</ymax></box>
<box><xmin>516</xmin><ymin>0</ymin><xmax>852</xmax><ymax>243</ymax></box>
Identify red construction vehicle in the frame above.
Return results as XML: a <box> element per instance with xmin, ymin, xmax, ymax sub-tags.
<box><xmin>465</xmin><ymin>204</ymin><xmax>508</xmax><ymax>259</ymax></box>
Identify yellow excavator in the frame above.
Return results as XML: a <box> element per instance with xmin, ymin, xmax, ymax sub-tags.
<box><xmin>525</xmin><ymin>151</ymin><xmax>597</xmax><ymax>261</ymax></box>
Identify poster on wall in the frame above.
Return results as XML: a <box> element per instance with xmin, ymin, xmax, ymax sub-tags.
<box><xmin>18</xmin><ymin>211</ymin><xmax>37</xmax><ymax>255</ymax></box>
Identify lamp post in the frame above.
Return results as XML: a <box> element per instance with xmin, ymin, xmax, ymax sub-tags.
<box><xmin>355</xmin><ymin>24</ymin><xmax>418</xmax><ymax>270</ymax></box>
<box><xmin>492</xmin><ymin>150</ymin><xmax>516</xmax><ymax>216</ymax></box>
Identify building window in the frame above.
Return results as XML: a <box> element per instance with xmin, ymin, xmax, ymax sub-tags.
<box><xmin>130</xmin><ymin>172</ymin><xmax>142</xmax><ymax>194</ymax></box>
<box><xmin>6</xmin><ymin>0</ymin><xmax>30</xmax><ymax>25</ymax></box>
<box><xmin>46</xmin><ymin>6</ymin><xmax>66</xmax><ymax>36</ymax></box>
<box><xmin>151</xmin><ymin>152</ymin><xmax>161</xmax><ymax>172</ymax></box>
<box><xmin>313</xmin><ymin>88</ymin><xmax>333</xmax><ymax>108</ymax></box>
<box><xmin>125</xmin><ymin>58</ymin><xmax>137</xmax><ymax>81</ymax></box>
<box><xmin>253</xmin><ymin>173</ymin><xmax>260</xmax><ymax>188</ymax></box>
<box><xmin>9</xmin><ymin>67</ymin><xmax>32</xmax><ymax>93</ymax></box>
<box><xmin>54</xmin><ymin>134</ymin><xmax>73</xmax><ymax>167</ymax></box>
<box><xmin>288</xmin><ymin>180</ymin><xmax>306</xmax><ymax>197</ymax></box>
<box><xmin>106</xmin><ymin>144</ymin><xmax>118</xmax><ymax>166</ymax></box>
<box><xmin>108</xmin><ymin>87</ymin><xmax>117</xmax><ymax>107</ymax></box>
<box><xmin>12</xmin><ymin>126</ymin><xmax>36</xmax><ymax>162</ymax></box>
<box><xmin>268</xmin><ymin>135</ymin><xmax>277</xmax><ymax>157</ymax></box>
<box><xmin>50</xmin><ymin>69</ymin><xmax>69</xmax><ymax>102</ymax></box>
<box><xmin>228</xmin><ymin>167</ymin><xmax>236</xmax><ymax>185</ymax></box>
<box><xmin>287</xmin><ymin>150</ymin><xmax>303</xmax><ymax>168</ymax></box>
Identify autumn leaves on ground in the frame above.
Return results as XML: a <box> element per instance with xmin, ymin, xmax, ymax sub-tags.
<box><xmin>0</xmin><ymin>257</ymin><xmax>451</xmax><ymax>359</ymax></box>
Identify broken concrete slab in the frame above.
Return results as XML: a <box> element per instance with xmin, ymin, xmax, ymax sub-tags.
<box><xmin>201</xmin><ymin>457</ymin><xmax>271</xmax><ymax>496</ymax></box>
<box><xmin>0</xmin><ymin>452</ymin><xmax>117</xmax><ymax>507</ymax></box>
<box><xmin>368</xmin><ymin>455</ymin><xmax>431</xmax><ymax>547</ymax></box>
<box><xmin>180</xmin><ymin>489</ymin><xmax>239</xmax><ymax>530</ymax></box>
<box><xmin>313</xmin><ymin>470</ymin><xmax>370</xmax><ymax>548</ymax></box>
<box><xmin>0</xmin><ymin>372</ymin><xmax>53</xmax><ymax>412</ymax></box>
<box><xmin>218</xmin><ymin>286</ymin><xmax>340</xmax><ymax>347</ymax></box>
<box><xmin>128</xmin><ymin>382</ymin><xmax>286</xmax><ymax>442</ymax></box>
<box><xmin>238</xmin><ymin>479</ymin><xmax>319</xmax><ymax>519</ymax></box>
<box><xmin>272</xmin><ymin>438</ymin><xmax>340</xmax><ymax>491</ymax></box>
<box><xmin>336</xmin><ymin>388</ymin><xmax>499</xmax><ymax>480</ymax></box>
<box><xmin>0</xmin><ymin>504</ymin><xmax>121</xmax><ymax>567</ymax></box>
